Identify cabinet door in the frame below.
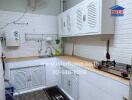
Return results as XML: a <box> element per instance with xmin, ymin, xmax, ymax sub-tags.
<box><xmin>79</xmin><ymin>67</ymin><xmax>129</xmax><ymax>100</ymax></box>
<box><xmin>72</xmin><ymin>73</ymin><xmax>79</xmax><ymax>100</ymax></box>
<box><xmin>30</xmin><ymin>65</ymin><xmax>46</xmax><ymax>89</ymax></box>
<box><xmin>58</xmin><ymin>14</ymin><xmax>64</xmax><ymax>36</ymax></box>
<box><xmin>62</xmin><ymin>9</ymin><xmax>75</xmax><ymax>37</ymax></box>
<box><xmin>84</xmin><ymin>0</ymin><xmax>100</xmax><ymax>33</ymax></box>
<box><xmin>66</xmin><ymin>12</ymin><xmax>71</xmax><ymax>35</ymax></box>
<box><xmin>10</xmin><ymin>68</ymin><xmax>29</xmax><ymax>92</ymax></box>
<box><xmin>74</xmin><ymin>1</ymin><xmax>86</xmax><ymax>35</ymax></box>
<box><xmin>61</xmin><ymin>66</ymin><xmax>72</xmax><ymax>95</ymax></box>
<box><xmin>46</xmin><ymin>64</ymin><xmax>59</xmax><ymax>87</ymax></box>
<box><xmin>62</xmin><ymin>13</ymin><xmax>67</xmax><ymax>36</ymax></box>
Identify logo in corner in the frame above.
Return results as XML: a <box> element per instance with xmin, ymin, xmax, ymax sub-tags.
<box><xmin>111</xmin><ymin>5</ymin><xmax>125</xmax><ymax>16</ymax></box>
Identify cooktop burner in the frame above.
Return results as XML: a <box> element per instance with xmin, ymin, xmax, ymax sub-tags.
<box><xmin>95</xmin><ymin>60</ymin><xmax>132</xmax><ymax>79</ymax></box>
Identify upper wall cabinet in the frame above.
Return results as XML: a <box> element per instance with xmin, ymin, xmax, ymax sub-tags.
<box><xmin>58</xmin><ymin>8</ymin><xmax>76</xmax><ymax>36</ymax></box>
<box><xmin>58</xmin><ymin>0</ymin><xmax>115</xmax><ymax>37</ymax></box>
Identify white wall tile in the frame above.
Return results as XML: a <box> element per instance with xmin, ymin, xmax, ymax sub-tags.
<box><xmin>0</xmin><ymin>11</ymin><xmax>58</xmax><ymax>58</ymax></box>
<box><xmin>64</xmin><ymin>0</ymin><xmax>132</xmax><ymax>64</ymax></box>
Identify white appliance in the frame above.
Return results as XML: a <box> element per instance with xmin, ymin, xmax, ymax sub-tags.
<box><xmin>6</xmin><ymin>30</ymin><xmax>20</xmax><ymax>47</ymax></box>
<box><xmin>130</xmin><ymin>76</ymin><xmax>132</xmax><ymax>100</ymax></box>
<box><xmin>0</xmin><ymin>41</ymin><xmax>5</xmax><ymax>100</ymax></box>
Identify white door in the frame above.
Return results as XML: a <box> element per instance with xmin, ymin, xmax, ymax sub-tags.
<box><xmin>66</xmin><ymin>69</ymin><xmax>72</xmax><ymax>95</ymax></box>
<box><xmin>30</xmin><ymin>65</ymin><xmax>46</xmax><ymax>89</ymax></box>
<box><xmin>10</xmin><ymin>68</ymin><xmax>29</xmax><ymax>93</ymax></box>
<box><xmin>65</xmin><ymin>8</ymin><xmax>75</xmax><ymax>36</ymax></box>
<box><xmin>62</xmin><ymin>12</ymin><xmax>67</xmax><ymax>36</ymax></box>
<box><xmin>58</xmin><ymin>14</ymin><xmax>64</xmax><ymax>36</ymax></box>
<box><xmin>61</xmin><ymin>66</ymin><xmax>67</xmax><ymax>90</ymax></box>
<box><xmin>84</xmin><ymin>0</ymin><xmax>100</xmax><ymax>34</ymax></box>
<box><xmin>72</xmin><ymin>73</ymin><xmax>79</xmax><ymax>100</ymax></box>
<box><xmin>46</xmin><ymin>64</ymin><xmax>58</xmax><ymax>87</ymax></box>
<box><xmin>74</xmin><ymin>1</ymin><xmax>86</xmax><ymax>35</ymax></box>
<box><xmin>61</xmin><ymin>66</ymin><xmax>72</xmax><ymax>95</ymax></box>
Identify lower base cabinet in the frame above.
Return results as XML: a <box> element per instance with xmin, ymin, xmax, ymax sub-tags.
<box><xmin>46</xmin><ymin>63</ymin><xmax>61</xmax><ymax>87</ymax></box>
<box><xmin>79</xmin><ymin>77</ymin><xmax>113</xmax><ymax>100</ymax></box>
<box><xmin>61</xmin><ymin>66</ymin><xmax>79</xmax><ymax>100</ymax></box>
<box><xmin>10</xmin><ymin>65</ymin><xmax>46</xmax><ymax>93</ymax></box>
<box><xmin>8</xmin><ymin>59</ymin><xmax>129</xmax><ymax>100</ymax></box>
<box><xmin>79</xmin><ymin>68</ymin><xmax>129</xmax><ymax>100</ymax></box>
<box><xmin>71</xmin><ymin>72</ymin><xmax>79</xmax><ymax>100</ymax></box>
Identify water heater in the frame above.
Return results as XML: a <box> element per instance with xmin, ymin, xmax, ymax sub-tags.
<box><xmin>5</xmin><ymin>30</ymin><xmax>20</xmax><ymax>47</ymax></box>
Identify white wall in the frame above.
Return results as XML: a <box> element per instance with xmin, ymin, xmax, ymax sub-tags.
<box><xmin>0</xmin><ymin>11</ymin><xmax>58</xmax><ymax>58</ymax></box>
<box><xmin>64</xmin><ymin>0</ymin><xmax>132</xmax><ymax>64</ymax></box>
<box><xmin>63</xmin><ymin>0</ymin><xmax>82</xmax><ymax>11</ymax></box>
<box><xmin>0</xmin><ymin>61</ymin><xmax>5</xmax><ymax>100</ymax></box>
<box><xmin>0</xmin><ymin>0</ymin><xmax>60</xmax><ymax>15</ymax></box>
<box><xmin>0</xmin><ymin>41</ymin><xmax>5</xmax><ymax>100</ymax></box>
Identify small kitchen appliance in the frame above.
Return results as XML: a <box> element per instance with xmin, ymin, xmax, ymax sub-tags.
<box><xmin>95</xmin><ymin>61</ymin><xmax>131</xmax><ymax>79</ymax></box>
<box><xmin>96</xmin><ymin>40</ymin><xmax>131</xmax><ymax>79</ymax></box>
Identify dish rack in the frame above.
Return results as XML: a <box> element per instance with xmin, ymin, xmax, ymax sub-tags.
<box><xmin>25</xmin><ymin>33</ymin><xmax>58</xmax><ymax>41</ymax></box>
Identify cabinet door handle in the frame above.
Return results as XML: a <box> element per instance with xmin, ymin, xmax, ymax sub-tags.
<box><xmin>64</xmin><ymin>22</ymin><xmax>65</xmax><ymax>27</ymax></box>
<box><xmin>68</xmin><ymin>80</ymin><xmax>71</xmax><ymax>86</ymax></box>
<box><xmin>27</xmin><ymin>76</ymin><xmax>31</xmax><ymax>82</ymax></box>
<box><xmin>83</xmin><ymin>15</ymin><xmax>86</xmax><ymax>22</ymax></box>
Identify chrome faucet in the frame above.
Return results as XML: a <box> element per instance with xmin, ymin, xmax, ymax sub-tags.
<box><xmin>45</xmin><ymin>47</ymin><xmax>53</xmax><ymax>57</ymax></box>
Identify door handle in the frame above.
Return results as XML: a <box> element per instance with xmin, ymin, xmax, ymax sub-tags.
<box><xmin>27</xmin><ymin>75</ymin><xmax>31</xmax><ymax>82</ymax></box>
<box><xmin>68</xmin><ymin>80</ymin><xmax>71</xmax><ymax>86</ymax></box>
<box><xmin>83</xmin><ymin>15</ymin><xmax>86</xmax><ymax>22</ymax></box>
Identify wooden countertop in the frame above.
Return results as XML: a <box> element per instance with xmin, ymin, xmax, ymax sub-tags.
<box><xmin>58</xmin><ymin>56</ymin><xmax>129</xmax><ymax>86</ymax></box>
<box><xmin>4</xmin><ymin>56</ymin><xmax>41</xmax><ymax>62</ymax></box>
<box><xmin>5</xmin><ymin>55</ymin><xmax>129</xmax><ymax>85</ymax></box>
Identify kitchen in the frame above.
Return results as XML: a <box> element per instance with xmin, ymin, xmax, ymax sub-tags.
<box><xmin>0</xmin><ymin>0</ymin><xmax>132</xmax><ymax>100</ymax></box>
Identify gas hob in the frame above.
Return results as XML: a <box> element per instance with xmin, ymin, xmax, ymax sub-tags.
<box><xmin>95</xmin><ymin>60</ymin><xmax>132</xmax><ymax>79</ymax></box>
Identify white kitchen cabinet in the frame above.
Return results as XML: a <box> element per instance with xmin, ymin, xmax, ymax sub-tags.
<box><xmin>60</xmin><ymin>65</ymin><xmax>79</xmax><ymax>100</ymax></box>
<box><xmin>8</xmin><ymin>58</ymin><xmax>129</xmax><ymax>100</ymax></box>
<box><xmin>71</xmin><ymin>73</ymin><xmax>79</xmax><ymax>100</ymax></box>
<box><xmin>30</xmin><ymin>66</ymin><xmax>46</xmax><ymax>89</ymax></box>
<box><xmin>58</xmin><ymin>0</ymin><xmax>115</xmax><ymax>37</ymax></box>
<box><xmin>79</xmin><ymin>76</ymin><xmax>113</xmax><ymax>100</ymax></box>
<box><xmin>74</xmin><ymin>2</ymin><xmax>85</xmax><ymax>35</ymax></box>
<box><xmin>58</xmin><ymin>61</ymin><xmax>129</xmax><ymax>100</ymax></box>
<box><xmin>45</xmin><ymin>63</ymin><xmax>60</xmax><ymax>87</ymax></box>
<box><xmin>62</xmin><ymin>11</ymin><xmax>72</xmax><ymax>36</ymax></box>
<box><xmin>62</xmin><ymin>12</ymin><xmax>67</xmax><ymax>36</ymax></box>
<box><xmin>10</xmin><ymin>68</ymin><xmax>29</xmax><ymax>92</ymax></box>
<box><xmin>82</xmin><ymin>0</ymin><xmax>100</xmax><ymax>34</ymax></box>
<box><xmin>59</xmin><ymin>8</ymin><xmax>76</xmax><ymax>37</ymax></box>
<box><xmin>78</xmin><ymin>66</ymin><xmax>129</xmax><ymax>100</ymax></box>
<box><xmin>58</xmin><ymin>14</ymin><xmax>64</xmax><ymax>35</ymax></box>
<box><xmin>61</xmin><ymin>66</ymin><xmax>72</xmax><ymax>94</ymax></box>
<box><xmin>10</xmin><ymin>65</ymin><xmax>46</xmax><ymax>93</ymax></box>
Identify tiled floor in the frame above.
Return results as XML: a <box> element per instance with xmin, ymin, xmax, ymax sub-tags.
<box><xmin>14</xmin><ymin>90</ymin><xmax>49</xmax><ymax>100</ymax></box>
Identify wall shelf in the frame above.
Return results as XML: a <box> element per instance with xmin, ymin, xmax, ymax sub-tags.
<box><xmin>25</xmin><ymin>33</ymin><xmax>57</xmax><ymax>41</ymax></box>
